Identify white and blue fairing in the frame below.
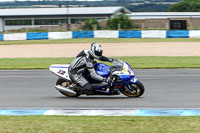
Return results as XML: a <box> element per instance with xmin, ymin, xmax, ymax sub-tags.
<box><xmin>95</xmin><ymin>61</ymin><xmax>138</xmax><ymax>84</ymax></box>
<box><xmin>49</xmin><ymin>60</ymin><xmax>138</xmax><ymax>86</ymax></box>
<box><xmin>49</xmin><ymin>64</ymin><xmax>71</xmax><ymax>80</ymax></box>
<box><xmin>94</xmin><ymin>63</ymin><xmax>110</xmax><ymax>78</ymax></box>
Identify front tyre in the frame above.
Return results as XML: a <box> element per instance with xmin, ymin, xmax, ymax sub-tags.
<box><xmin>120</xmin><ymin>80</ymin><xmax>145</xmax><ymax>97</ymax></box>
<box><xmin>56</xmin><ymin>78</ymin><xmax>80</xmax><ymax>97</ymax></box>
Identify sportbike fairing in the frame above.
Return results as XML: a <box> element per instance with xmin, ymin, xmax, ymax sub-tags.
<box><xmin>49</xmin><ymin>60</ymin><xmax>137</xmax><ymax>85</ymax></box>
<box><xmin>49</xmin><ymin>64</ymin><xmax>71</xmax><ymax>80</ymax></box>
<box><xmin>49</xmin><ymin>59</ymin><xmax>144</xmax><ymax>97</ymax></box>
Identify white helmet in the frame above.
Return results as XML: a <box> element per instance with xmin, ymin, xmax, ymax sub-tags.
<box><xmin>89</xmin><ymin>43</ymin><xmax>103</xmax><ymax>59</ymax></box>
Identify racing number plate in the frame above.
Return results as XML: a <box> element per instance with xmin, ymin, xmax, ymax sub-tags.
<box><xmin>58</xmin><ymin>70</ymin><xmax>66</xmax><ymax>75</ymax></box>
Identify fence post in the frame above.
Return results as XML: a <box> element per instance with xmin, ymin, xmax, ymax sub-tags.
<box><xmin>93</xmin><ymin>24</ymin><xmax>97</xmax><ymax>31</ymax></box>
<box><xmin>118</xmin><ymin>23</ymin><xmax>121</xmax><ymax>30</ymax></box>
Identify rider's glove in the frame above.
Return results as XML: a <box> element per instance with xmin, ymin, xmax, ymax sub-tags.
<box><xmin>108</xmin><ymin>58</ymin><xmax>114</xmax><ymax>62</ymax></box>
<box><xmin>93</xmin><ymin>60</ymin><xmax>97</xmax><ymax>64</ymax></box>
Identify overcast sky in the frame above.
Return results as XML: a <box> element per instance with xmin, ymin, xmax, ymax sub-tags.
<box><xmin>0</xmin><ymin>0</ymin><xmax>104</xmax><ymax>2</ymax></box>
<box><xmin>0</xmin><ymin>0</ymin><xmax>38</xmax><ymax>1</ymax></box>
<box><xmin>0</xmin><ymin>0</ymin><xmax>39</xmax><ymax>2</ymax></box>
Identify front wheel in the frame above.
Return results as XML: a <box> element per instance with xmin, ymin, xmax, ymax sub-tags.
<box><xmin>56</xmin><ymin>78</ymin><xmax>80</xmax><ymax>97</ymax></box>
<box><xmin>120</xmin><ymin>80</ymin><xmax>145</xmax><ymax>97</ymax></box>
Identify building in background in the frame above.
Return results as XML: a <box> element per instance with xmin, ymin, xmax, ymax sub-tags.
<box><xmin>129</xmin><ymin>12</ymin><xmax>200</xmax><ymax>30</ymax></box>
<box><xmin>0</xmin><ymin>6</ymin><xmax>130</xmax><ymax>32</ymax></box>
<box><xmin>1</xmin><ymin>7</ymin><xmax>200</xmax><ymax>32</ymax></box>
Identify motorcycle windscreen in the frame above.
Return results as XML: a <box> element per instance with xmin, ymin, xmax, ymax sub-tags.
<box><xmin>94</xmin><ymin>63</ymin><xmax>110</xmax><ymax>78</ymax></box>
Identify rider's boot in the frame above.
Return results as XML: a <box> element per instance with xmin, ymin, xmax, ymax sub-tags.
<box><xmin>69</xmin><ymin>84</ymin><xmax>82</xmax><ymax>94</ymax></box>
<box><xmin>83</xmin><ymin>83</ymin><xmax>94</xmax><ymax>95</ymax></box>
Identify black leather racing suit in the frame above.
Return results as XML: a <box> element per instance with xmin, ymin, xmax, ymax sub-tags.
<box><xmin>68</xmin><ymin>50</ymin><xmax>112</xmax><ymax>90</ymax></box>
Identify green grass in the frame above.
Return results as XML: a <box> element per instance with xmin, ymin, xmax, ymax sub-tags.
<box><xmin>0</xmin><ymin>116</ymin><xmax>200</xmax><ymax>133</ymax></box>
<box><xmin>1</xmin><ymin>38</ymin><xmax>200</xmax><ymax>45</ymax></box>
<box><xmin>0</xmin><ymin>56</ymin><xmax>200</xmax><ymax>69</ymax></box>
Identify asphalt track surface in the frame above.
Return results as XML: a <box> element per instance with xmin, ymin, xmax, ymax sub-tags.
<box><xmin>0</xmin><ymin>69</ymin><xmax>200</xmax><ymax>109</ymax></box>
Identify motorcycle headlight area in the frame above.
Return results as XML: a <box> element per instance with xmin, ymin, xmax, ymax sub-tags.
<box><xmin>124</xmin><ymin>63</ymin><xmax>135</xmax><ymax>75</ymax></box>
<box><xmin>111</xmin><ymin>61</ymin><xmax>124</xmax><ymax>72</ymax></box>
<box><xmin>127</xmin><ymin>66</ymin><xmax>134</xmax><ymax>75</ymax></box>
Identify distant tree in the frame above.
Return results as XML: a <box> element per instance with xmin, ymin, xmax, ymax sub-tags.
<box><xmin>82</xmin><ymin>18</ymin><xmax>98</xmax><ymax>30</ymax></box>
<box><xmin>107</xmin><ymin>14</ymin><xmax>134</xmax><ymax>30</ymax></box>
<box><xmin>167</xmin><ymin>0</ymin><xmax>200</xmax><ymax>12</ymax></box>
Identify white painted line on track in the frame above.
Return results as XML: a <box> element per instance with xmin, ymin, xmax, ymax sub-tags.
<box><xmin>44</xmin><ymin>109</ymin><xmax>139</xmax><ymax>116</ymax></box>
<box><xmin>43</xmin><ymin>109</ymin><xmax>200</xmax><ymax>116</ymax></box>
<box><xmin>1</xmin><ymin>109</ymin><xmax>200</xmax><ymax>116</ymax></box>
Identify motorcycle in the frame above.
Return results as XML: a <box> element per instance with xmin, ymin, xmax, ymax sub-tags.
<box><xmin>49</xmin><ymin>59</ymin><xmax>145</xmax><ymax>97</ymax></box>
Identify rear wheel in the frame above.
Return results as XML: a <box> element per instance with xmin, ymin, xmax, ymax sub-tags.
<box><xmin>120</xmin><ymin>80</ymin><xmax>145</xmax><ymax>97</ymax></box>
<box><xmin>56</xmin><ymin>78</ymin><xmax>80</xmax><ymax>97</ymax></box>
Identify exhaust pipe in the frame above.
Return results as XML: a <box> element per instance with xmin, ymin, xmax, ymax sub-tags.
<box><xmin>55</xmin><ymin>85</ymin><xmax>77</xmax><ymax>96</ymax></box>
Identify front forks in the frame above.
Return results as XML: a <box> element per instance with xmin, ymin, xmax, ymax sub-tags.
<box><xmin>124</xmin><ymin>77</ymin><xmax>138</xmax><ymax>91</ymax></box>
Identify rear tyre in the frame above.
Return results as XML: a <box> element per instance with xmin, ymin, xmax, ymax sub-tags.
<box><xmin>56</xmin><ymin>78</ymin><xmax>80</xmax><ymax>97</ymax></box>
<box><xmin>120</xmin><ymin>80</ymin><xmax>145</xmax><ymax>97</ymax></box>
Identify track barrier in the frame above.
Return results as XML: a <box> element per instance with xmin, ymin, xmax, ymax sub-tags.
<box><xmin>4</xmin><ymin>33</ymin><xmax>26</xmax><ymax>41</ymax></box>
<box><xmin>119</xmin><ymin>30</ymin><xmax>141</xmax><ymax>38</ymax></box>
<box><xmin>0</xmin><ymin>34</ymin><xmax>3</xmax><ymax>41</ymax></box>
<box><xmin>189</xmin><ymin>30</ymin><xmax>200</xmax><ymax>38</ymax></box>
<box><xmin>94</xmin><ymin>30</ymin><xmax>118</xmax><ymax>38</ymax></box>
<box><xmin>73</xmin><ymin>31</ymin><xmax>94</xmax><ymax>38</ymax></box>
<box><xmin>142</xmin><ymin>30</ymin><xmax>166</xmax><ymax>38</ymax></box>
<box><xmin>27</xmin><ymin>32</ymin><xmax>48</xmax><ymax>40</ymax></box>
<box><xmin>0</xmin><ymin>30</ymin><xmax>199</xmax><ymax>41</ymax></box>
<box><xmin>166</xmin><ymin>30</ymin><xmax>189</xmax><ymax>38</ymax></box>
<box><xmin>48</xmin><ymin>32</ymin><xmax>72</xmax><ymax>39</ymax></box>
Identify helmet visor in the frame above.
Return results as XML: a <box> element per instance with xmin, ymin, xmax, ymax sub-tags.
<box><xmin>95</xmin><ymin>50</ymin><xmax>102</xmax><ymax>57</ymax></box>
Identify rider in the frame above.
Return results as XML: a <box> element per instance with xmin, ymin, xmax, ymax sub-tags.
<box><xmin>68</xmin><ymin>43</ymin><xmax>113</xmax><ymax>94</ymax></box>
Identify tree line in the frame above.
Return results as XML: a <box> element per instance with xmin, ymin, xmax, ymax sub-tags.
<box><xmin>167</xmin><ymin>0</ymin><xmax>200</xmax><ymax>12</ymax></box>
<box><xmin>0</xmin><ymin>0</ymin><xmax>182</xmax><ymax>12</ymax></box>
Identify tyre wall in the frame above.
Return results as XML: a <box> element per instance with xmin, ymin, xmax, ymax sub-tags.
<box><xmin>1</xmin><ymin>30</ymin><xmax>200</xmax><ymax>41</ymax></box>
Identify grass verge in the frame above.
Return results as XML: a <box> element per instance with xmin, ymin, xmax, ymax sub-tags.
<box><xmin>0</xmin><ymin>56</ymin><xmax>200</xmax><ymax>69</ymax></box>
<box><xmin>1</xmin><ymin>38</ymin><xmax>200</xmax><ymax>45</ymax></box>
<box><xmin>0</xmin><ymin>116</ymin><xmax>200</xmax><ymax>133</ymax></box>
